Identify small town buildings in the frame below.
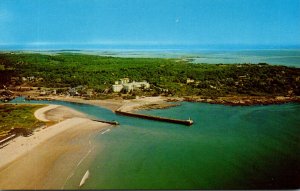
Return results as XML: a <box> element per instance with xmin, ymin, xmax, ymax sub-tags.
<box><xmin>68</xmin><ymin>88</ymin><xmax>79</xmax><ymax>96</ymax></box>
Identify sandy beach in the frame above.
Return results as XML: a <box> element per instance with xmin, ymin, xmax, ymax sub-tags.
<box><xmin>33</xmin><ymin>104</ymin><xmax>60</xmax><ymax>122</ymax></box>
<box><xmin>0</xmin><ymin>104</ymin><xmax>111</xmax><ymax>189</ymax></box>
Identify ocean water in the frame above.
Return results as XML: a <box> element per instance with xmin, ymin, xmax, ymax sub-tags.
<box><xmin>10</xmin><ymin>98</ymin><xmax>300</xmax><ymax>189</ymax></box>
<box><xmin>95</xmin><ymin>49</ymin><xmax>300</xmax><ymax>67</ymax></box>
<box><xmin>190</xmin><ymin>50</ymin><xmax>300</xmax><ymax>67</ymax></box>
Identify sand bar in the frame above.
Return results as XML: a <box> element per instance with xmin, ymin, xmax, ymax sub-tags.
<box><xmin>34</xmin><ymin>104</ymin><xmax>60</xmax><ymax>122</ymax></box>
<box><xmin>117</xmin><ymin>96</ymin><xmax>170</xmax><ymax>112</ymax></box>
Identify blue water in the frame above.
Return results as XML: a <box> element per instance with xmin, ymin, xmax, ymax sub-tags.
<box><xmin>10</xmin><ymin>97</ymin><xmax>300</xmax><ymax>189</ymax></box>
<box><xmin>190</xmin><ymin>50</ymin><xmax>300</xmax><ymax>67</ymax></box>
<box><xmin>2</xmin><ymin>49</ymin><xmax>300</xmax><ymax>67</ymax></box>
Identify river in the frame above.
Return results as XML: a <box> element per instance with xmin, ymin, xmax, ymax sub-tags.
<box><xmin>10</xmin><ymin>97</ymin><xmax>300</xmax><ymax>189</ymax></box>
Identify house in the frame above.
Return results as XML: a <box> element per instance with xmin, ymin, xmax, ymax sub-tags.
<box><xmin>186</xmin><ymin>78</ymin><xmax>195</xmax><ymax>84</ymax></box>
<box><xmin>27</xmin><ymin>76</ymin><xmax>35</xmax><ymax>81</ymax></box>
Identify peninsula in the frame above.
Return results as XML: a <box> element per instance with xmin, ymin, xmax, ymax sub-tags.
<box><xmin>0</xmin><ymin>52</ymin><xmax>299</xmax><ymax>106</ymax></box>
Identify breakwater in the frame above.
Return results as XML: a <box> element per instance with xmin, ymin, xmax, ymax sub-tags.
<box><xmin>115</xmin><ymin>110</ymin><xmax>193</xmax><ymax>126</ymax></box>
<box><xmin>91</xmin><ymin>119</ymin><xmax>119</xmax><ymax>125</ymax></box>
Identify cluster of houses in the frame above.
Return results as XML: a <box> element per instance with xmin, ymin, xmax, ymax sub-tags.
<box><xmin>39</xmin><ymin>86</ymin><xmax>94</xmax><ymax>97</ymax></box>
<box><xmin>112</xmin><ymin>78</ymin><xmax>150</xmax><ymax>93</ymax></box>
<box><xmin>10</xmin><ymin>76</ymin><xmax>43</xmax><ymax>84</ymax></box>
<box><xmin>2</xmin><ymin>76</ymin><xmax>152</xmax><ymax>100</ymax></box>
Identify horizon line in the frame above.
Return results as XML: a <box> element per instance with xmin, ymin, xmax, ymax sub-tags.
<box><xmin>1</xmin><ymin>43</ymin><xmax>300</xmax><ymax>52</ymax></box>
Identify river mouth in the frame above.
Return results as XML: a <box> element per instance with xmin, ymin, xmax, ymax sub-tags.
<box><xmin>9</xmin><ymin>97</ymin><xmax>300</xmax><ymax>189</ymax></box>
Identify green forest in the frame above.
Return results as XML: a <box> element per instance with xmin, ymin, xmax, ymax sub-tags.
<box><xmin>0</xmin><ymin>52</ymin><xmax>300</xmax><ymax>97</ymax></box>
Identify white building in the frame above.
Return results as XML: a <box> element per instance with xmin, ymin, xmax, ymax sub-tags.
<box><xmin>132</xmin><ymin>81</ymin><xmax>150</xmax><ymax>89</ymax></box>
<box><xmin>186</xmin><ymin>78</ymin><xmax>195</xmax><ymax>84</ymax></box>
<box><xmin>112</xmin><ymin>84</ymin><xmax>123</xmax><ymax>92</ymax></box>
<box><xmin>120</xmin><ymin>78</ymin><xmax>130</xmax><ymax>84</ymax></box>
<box><xmin>112</xmin><ymin>78</ymin><xmax>150</xmax><ymax>93</ymax></box>
<box><xmin>115</xmin><ymin>78</ymin><xmax>130</xmax><ymax>85</ymax></box>
<box><xmin>123</xmin><ymin>83</ymin><xmax>133</xmax><ymax>92</ymax></box>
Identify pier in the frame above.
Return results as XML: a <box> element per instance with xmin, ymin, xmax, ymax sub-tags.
<box><xmin>115</xmin><ymin>110</ymin><xmax>193</xmax><ymax>126</ymax></box>
<box><xmin>91</xmin><ymin>119</ymin><xmax>119</xmax><ymax>125</ymax></box>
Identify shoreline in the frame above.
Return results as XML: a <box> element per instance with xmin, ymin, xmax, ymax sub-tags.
<box><xmin>21</xmin><ymin>94</ymin><xmax>300</xmax><ymax>113</ymax></box>
<box><xmin>3</xmin><ymin>87</ymin><xmax>300</xmax><ymax>111</ymax></box>
<box><xmin>183</xmin><ymin>95</ymin><xmax>300</xmax><ymax>106</ymax></box>
<box><xmin>34</xmin><ymin>104</ymin><xmax>60</xmax><ymax>122</ymax></box>
<box><xmin>22</xmin><ymin>95</ymin><xmax>180</xmax><ymax>112</ymax></box>
<box><xmin>0</xmin><ymin>104</ymin><xmax>111</xmax><ymax>189</ymax></box>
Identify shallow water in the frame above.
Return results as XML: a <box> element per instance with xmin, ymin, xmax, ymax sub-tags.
<box><xmin>4</xmin><ymin>49</ymin><xmax>300</xmax><ymax>67</ymax></box>
<box><xmin>10</xmin><ymin>98</ymin><xmax>300</xmax><ymax>189</ymax></box>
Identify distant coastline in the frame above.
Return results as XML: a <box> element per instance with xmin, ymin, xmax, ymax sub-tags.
<box><xmin>1</xmin><ymin>49</ymin><xmax>300</xmax><ymax>67</ymax></box>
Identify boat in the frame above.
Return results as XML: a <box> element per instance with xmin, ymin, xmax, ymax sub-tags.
<box><xmin>79</xmin><ymin>170</ymin><xmax>90</xmax><ymax>187</ymax></box>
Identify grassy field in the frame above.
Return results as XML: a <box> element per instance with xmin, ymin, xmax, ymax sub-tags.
<box><xmin>0</xmin><ymin>104</ymin><xmax>45</xmax><ymax>138</ymax></box>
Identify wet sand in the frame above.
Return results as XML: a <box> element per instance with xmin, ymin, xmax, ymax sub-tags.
<box><xmin>115</xmin><ymin>96</ymin><xmax>173</xmax><ymax>112</ymax></box>
<box><xmin>0</xmin><ymin>105</ymin><xmax>111</xmax><ymax>189</ymax></box>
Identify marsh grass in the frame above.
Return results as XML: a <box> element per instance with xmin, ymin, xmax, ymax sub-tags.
<box><xmin>0</xmin><ymin>104</ymin><xmax>45</xmax><ymax>137</ymax></box>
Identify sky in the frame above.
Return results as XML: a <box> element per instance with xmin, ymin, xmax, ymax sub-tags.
<box><xmin>0</xmin><ymin>0</ymin><xmax>300</xmax><ymax>50</ymax></box>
